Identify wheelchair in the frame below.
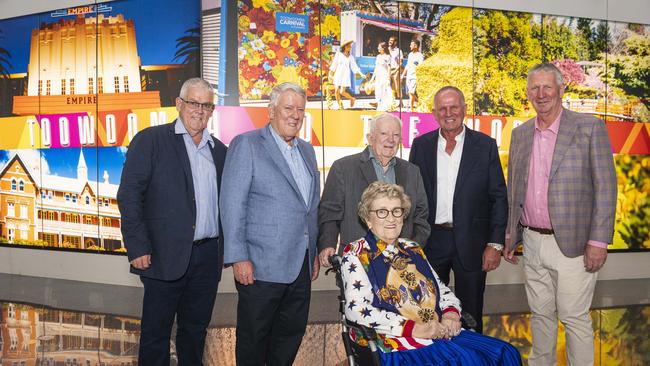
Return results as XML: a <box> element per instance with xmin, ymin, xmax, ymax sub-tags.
<box><xmin>326</xmin><ymin>255</ymin><xmax>478</xmax><ymax>366</ymax></box>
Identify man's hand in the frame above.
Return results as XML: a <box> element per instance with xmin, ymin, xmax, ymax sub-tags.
<box><xmin>233</xmin><ymin>260</ymin><xmax>255</xmax><ymax>285</ymax></box>
<box><xmin>482</xmin><ymin>246</ymin><xmax>502</xmax><ymax>272</ymax></box>
<box><xmin>319</xmin><ymin>247</ymin><xmax>336</xmax><ymax>267</ymax></box>
<box><xmin>441</xmin><ymin>312</ymin><xmax>462</xmax><ymax>338</ymax></box>
<box><xmin>311</xmin><ymin>257</ymin><xmax>320</xmax><ymax>281</ymax></box>
<box><xmin>504</xmin><ymin>248</ymin><xmax>519</xmax><ymax>265</ymax></box>
<box><xmin>130</xmin><ymin>255</ymin><xmax>151</xmax><ymax>270</ymax></box>
<box><xmin>584</xmin><ymin>245</ymin><xmax>607</xmax><ymax>273</ymax></box>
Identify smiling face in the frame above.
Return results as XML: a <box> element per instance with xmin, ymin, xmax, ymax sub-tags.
<box><xmin>175</xmin><ymin>86</ymin><xmax>214</xmax><ymax>137</ymax></box>
<box><xmin>527</xmin><ymin>70</ymin><xmax>565</xmax><ymax>122</ymax></box>
<box><xmin>268</xmin><ymin>90</ymin><xmax>306</xmax><ymax>144</ymax></box>
<box><xmin>367</xmin><ymin>196</ymin><xmax>404</xmax><ymax>244</ymax></box>
<box><xmin>434</xmin><ymin>89</ymin><xmax>466</xmax><ymax>136</ymax></box>
<box><xmin>367</xmin><ymin>117</ymin><xmax>401</xmax><ymax>164</ymax></box>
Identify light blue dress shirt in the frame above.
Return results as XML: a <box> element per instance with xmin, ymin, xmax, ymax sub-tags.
<box><xmin>175</xmin><ymin>119</ymin><xmax>219</xmax><ymax>240</ymax></box>
<box><xmin>368</xmin><ymin>147</ymin><xmax>396</xmax><ymax>184</ymax></box>
<box><xmin>268</xmin><ymin>124</ymin><xmax>313</xmax><ymax>206</ymax></box>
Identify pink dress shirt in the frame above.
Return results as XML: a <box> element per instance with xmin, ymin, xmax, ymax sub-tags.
<box><xmin>520</xmin><ymin>111</ymin><xmax>607</xmax><ymax>249</ymax></box>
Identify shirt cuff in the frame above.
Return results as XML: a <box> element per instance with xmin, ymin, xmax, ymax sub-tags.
<box><xmin>401</xmin><ymin>320</ymin><xmax>415</xmax><ymax>337</ymax></box>
<box><xmin>442</xmin><ymin>307</ymin><xmax>460</xmax><ymax>317</ymax></box>
<box><xmin>487</xmin><ymin>242</ymin><xmax>504</xmax><ymax>251</ymax></box>
<box><xmin>587</xmin><ymin>240</ymin><xmax>608</xmax><ymax>249</ymax></box>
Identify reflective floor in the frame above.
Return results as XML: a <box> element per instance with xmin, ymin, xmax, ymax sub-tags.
<box><xmin>1</xmin><ymin>275</ymin><xmax>649</xmax><ymax>365</ymax></box>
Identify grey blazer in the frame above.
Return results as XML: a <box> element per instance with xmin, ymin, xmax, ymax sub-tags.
<box><xmin>318</xmin><ymin>146</ymin><xmax>430</xmax><ymax>253</ymax></box>
<box><xmin>506</xmin><ymin>108</ymin><xmax>617</xmax><ymax>257</ymax></box>
<box><xmin>220</xmin><ymin>125</ymin><xmax>320</xmax><ymax>284</ymax></box>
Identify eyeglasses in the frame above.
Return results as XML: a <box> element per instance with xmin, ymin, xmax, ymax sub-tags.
<box><xmin>369</xmin><ymin>208</ymin><xmax>405</xmax><ymax>219</ymax></box>
<box><xmin>180</xmin><ymin>98</ymin><xmax>215</xmax><ymax>111</ymax></box>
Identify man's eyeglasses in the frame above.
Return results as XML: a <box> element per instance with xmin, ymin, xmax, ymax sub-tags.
<box><xmin>180</xmin><ymin>98</ymin><xmax>215</xmax><ymax>111</ymax></box>
<box><xmin>370</xmin><ymin>208</ymin><xmax>405</xmax><ymax>219</ymax></box>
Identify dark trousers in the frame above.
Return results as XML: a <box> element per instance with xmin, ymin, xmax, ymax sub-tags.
<box><xmin>235</xmin><ymin>252</ymin><xmax>311</xmax><ymax>366</ymax></box>
<box><xmin>138</xmin><ymin>238</ymin><xmax>221</xmax><ymax>366</ymax></box>
<box><xmin>425</xmin><ymin>228</ymin><xmax>487</xmax><ymax>333</ymax></box>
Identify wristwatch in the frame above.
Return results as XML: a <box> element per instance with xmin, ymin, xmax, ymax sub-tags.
<box><xmin>487</xmin><ymin>243</ymin><xmax>504</xmax><ymax>252</ymax></box>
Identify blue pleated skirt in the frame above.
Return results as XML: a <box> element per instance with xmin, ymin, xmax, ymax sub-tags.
<box><xmin>378</xmin><ymin>330</ymin><xmax>522</xmax><ymax>366</ymax></box>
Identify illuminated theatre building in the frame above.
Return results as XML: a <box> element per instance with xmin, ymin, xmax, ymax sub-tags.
<box><xmin>11</xmin><ymin>10</ymin><xmax>169</xmax><ymax>116</ymax></box>
<box><xmin>0</xmin><ymin>151</ymin><xmax>123</xmax><ymax>251</ymax></box>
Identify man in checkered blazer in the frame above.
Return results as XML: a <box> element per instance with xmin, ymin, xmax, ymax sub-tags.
<box><xmin>504</xmin><ymin>62</ymin><xmax>617</xmax><ymax>366</ymax></box>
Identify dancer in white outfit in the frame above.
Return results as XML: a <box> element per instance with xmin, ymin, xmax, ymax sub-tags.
<box><xmin>329</xmin><ymin>40</ymin><xmax>364</xmax><ymax>109</ymax></box>
<box><xmin>370</xmin><ymin>42</ymin><xmax>394</xmax><ymax>111</ymax></box>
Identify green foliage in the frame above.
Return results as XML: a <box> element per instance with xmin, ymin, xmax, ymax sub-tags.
<box><xmin>472</xmin><ymin>10</ymin><xmax>541</xmax><ymax>115</ymax></box>
<box><xmin>417</xmin><ymin>7</ymin><xmax>473</xmax><ymax>112</ymax></box>
<box><xmin>607</xmin><ymin>34</ymin><xmax>650</xmax><ymax>111</ymax></box>
<box><xmin>541</xmin><ymin>17</ymin><xmax>578</xmax><ymax>61</ymax></box>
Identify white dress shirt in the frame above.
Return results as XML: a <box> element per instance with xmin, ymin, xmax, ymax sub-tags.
<box><xmin>435</xmin><ymin>126</ymin><xmax>466</xmax><ymax>225</ymax></box>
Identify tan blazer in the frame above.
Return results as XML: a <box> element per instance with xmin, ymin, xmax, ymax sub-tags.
<box><xmin>506</xmin><ymin>109</ymin><xmax>617</xmax><ymax>258</ymax></box>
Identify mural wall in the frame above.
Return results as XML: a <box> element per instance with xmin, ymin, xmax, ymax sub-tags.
<box><xmin>0</xmin><ymin>0</ymin><xmax>648</xmax><ymax>254</ymax></box>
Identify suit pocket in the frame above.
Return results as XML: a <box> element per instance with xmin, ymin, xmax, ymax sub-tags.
<box><xmin>247</xmin><ymin>223</ymin><xmax>278</xmax><ymax>242</ymax></box>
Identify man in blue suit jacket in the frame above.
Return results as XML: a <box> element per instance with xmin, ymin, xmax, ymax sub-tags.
<box><xmin>221</xmin><ymin>82</ymin><xmax>320</xmax><ymax>366</ymax></box>
<box><xmin>118</xmin><ymin>78</ymin><xmax>227</xmax><ymax>365</ymax></box>
<box><xmin>409</xmin><ymin>86</ymin><xmax>508</xmax><ymax>333</ymax></box>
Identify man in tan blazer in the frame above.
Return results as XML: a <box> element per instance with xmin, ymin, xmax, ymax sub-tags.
<box><xmin>504</xmin><ymin>62</ymin><xmax>617</xmax><ymax>366</ymax></box>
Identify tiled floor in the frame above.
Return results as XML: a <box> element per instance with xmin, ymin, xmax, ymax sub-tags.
<box><xmin>1</xmin><ymin>274</ymin><xmax>649</xmax><ymax>365</ymax></box>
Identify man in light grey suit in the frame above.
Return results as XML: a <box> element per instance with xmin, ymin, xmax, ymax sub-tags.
<box><xmin>505</xmin><ymin>62</ymin><xmax>617</xmax><ymax>366</ymax></box>
<box><xmin>220</xmin><ymin>83</ymin><xmax>320</xmax><ymax>366</ymax></box>
<box><xmin>318</xmin><ymin>113</ymin><xmax>430</xmax><ymax>266</ymax></box>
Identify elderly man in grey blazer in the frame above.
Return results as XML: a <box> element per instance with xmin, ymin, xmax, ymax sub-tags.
<box><xmin>220</xmin><ymin>82</ymin><xmax>320</xmax><ymax>366</ymax></box>
<box><xmin>505</xmin><ymin>62</ymin><xmax>617</xmax><ymax>366</ymax></box>
<box><xmin>318</xmin><ymin>113</ymin><xmax>430</xmax><ymax>266</ymax></box>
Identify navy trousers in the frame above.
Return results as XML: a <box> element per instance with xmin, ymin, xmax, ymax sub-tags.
<box><xmin>138</xmin><ymin>238</ymin><xmax>221</xmax><ymax>366</ymax></box>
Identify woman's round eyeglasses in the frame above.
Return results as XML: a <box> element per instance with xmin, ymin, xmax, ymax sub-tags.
<box><xmin>370</xmin><ymin>208</ymin><xmax>405</xmax><ymax>219</ymax></box>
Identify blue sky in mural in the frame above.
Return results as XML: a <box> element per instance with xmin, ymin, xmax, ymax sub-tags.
<box><xmin>0</xmin><ymin>0</ymin><xmax>199</xmax><ymax>73</ymax></box>
<box><xmin>0</xmin><ymin>147</ymin><xmax>126</xmax><ymax>185</ymax></box>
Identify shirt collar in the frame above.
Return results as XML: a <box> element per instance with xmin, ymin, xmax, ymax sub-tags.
<box><xmin>175</xmin><ymin>119</ymin><xmax>214</xmax><ymax>148</ymax></box>
<box><xmin>535</xmin><ymin>110</ymin><xmax>562</xmax><ymax>134</ymax></box>
<box><xmin>268</xmin><ymin>123</ymin><xmax>297</xmax><ymax>150</ymax></box>
<box><xmin>439</xmin><ymin>125</ymin><xmax>466</xmax><ymax>145</ymax></box>
<box><xmin>368</xmin><ymin>146</ymin><xmax>396</xmax><ymax>168</ymax></box>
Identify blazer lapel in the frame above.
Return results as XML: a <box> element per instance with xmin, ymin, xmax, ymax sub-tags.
<box><xmin>359</xmin><ymin>147</ymin><xmax>378</xmax><ymax>185</ymax></box>
<box><xmin>453</xmin><ymin>129</ymin><xmax>479</xmax><ymax>199</ymax></box>
<box><xmin>169</xmin><ymin>122</ymin><xmax>196</xmax><ymax>206</ymax></box>
<box><xmin>209</xmin><ymin>140</ymin><xmax>224</xmax><ymax>192</ymax></box>
<box><xmin>550</xmin><ymin>110</ymin><xmax>577</xmax><ymax>179</ymax></box>
<box><xmin>260</xmin><ymin>126</ymin><xmax>304</xmax><ymax>203</ymax></box>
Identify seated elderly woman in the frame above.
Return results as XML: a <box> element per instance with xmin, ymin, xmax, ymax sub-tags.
<box><xmin>341</xmin><ymin>182</ymin><xmax>522</xmax><ymax>365</ymax></box>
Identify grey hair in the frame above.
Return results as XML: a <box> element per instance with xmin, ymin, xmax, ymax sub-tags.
<box><xmin>369</xmin><ymin>113</ymin><xmax>402</xmax><ymax>134</ymax></box>
<box><xmin>269</xmin><ymin>82</ymin><xmax>307</xmax><ymax>107</ymax></box>
<box><xmin>527</xmin><ymin>62</ymin><xmax>564</xmax><ymax>87</ymax></box>
<box><xmin>358</xmin><ymin>181</ymin><xmax>411</xmax><ymax>224</ymax></box>
<box><xmin>434</xmin><ymin>86</ymin><xmax>466</xmax><ymax>107</ymax></box>
<box><xmin>179</xmin><ymin>77</ymin><xmax>214</xmax><ymax>99</ymax></box>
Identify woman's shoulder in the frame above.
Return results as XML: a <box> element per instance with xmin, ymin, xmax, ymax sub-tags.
<box><xmin>342</xmin><ymin>237</ymin><xmax>367</xmax><ymax>256</ymax></box>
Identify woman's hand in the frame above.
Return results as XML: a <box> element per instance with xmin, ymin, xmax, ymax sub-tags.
<box><xmin>412</xmin><ymin>321</ymin><xmax>449</xmax><ymax>340</ymax></box>
<box><xmin>441</xmin><ymin>313</ymin><xmax>462</xmax><ymax>338</ymax></box>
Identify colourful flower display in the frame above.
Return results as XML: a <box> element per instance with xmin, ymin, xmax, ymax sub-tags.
<box><xmin>238</xmin><ymin>0</ymin><xmax>340</xmax><ymax>99</ymax></box>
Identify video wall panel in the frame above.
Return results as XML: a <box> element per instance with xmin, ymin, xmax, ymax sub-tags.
<box><xmin>0</xmin><ymin>0</ymin><xmax>648</xmax><ymax>254</ymax></box>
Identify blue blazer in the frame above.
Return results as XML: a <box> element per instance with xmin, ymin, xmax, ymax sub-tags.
<box><xmin>409</xmin><ymin>128</ymin><xmax>508</xmax><ymax>271</ymax></box>
<box><xmin>220</xmin><ymin>125</ymin><xmax>320</xmax><ymax>284</ymax></box>
<box><xmin>117</xmin><ymin>121</ymin><xmax>227</xmax><ymax>281</ymax></box>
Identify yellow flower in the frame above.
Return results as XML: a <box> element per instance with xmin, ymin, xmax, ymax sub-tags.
<box><xmin>280</xmin><ymin>38</ymin><xmax>291</xmax><ymax>48</ymax></box>
<box><xmin>240</xmin><ymin>16</ymin><xmax>251</xmax><ymax>30</ymax></box>
<box><xmin>266</xmin><ymin>49</ymin><xmax>276</xmax><ymax>59</ymax></box>
<box><xmin>261</xmin><ymin>30</ymin><xmax>276</xmax><ymax>43</ymax></box>
<box><xmin>252</xmin><ymin>0</ymin><xmax>273</xmax><ymax>11</ymax></box>
<box><xmin>322</xmin><ymin>15</ymin><xmax>340</xmax><ymax>36</ymax></box>
<box><xmin>247</xmin><ymin>53</ymin><xmax>262</xmax><ymax>66</ymax></box>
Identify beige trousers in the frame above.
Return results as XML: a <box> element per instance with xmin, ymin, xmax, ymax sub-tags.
<box><xmin>522</xmin><ymin>228</ymin><xmax>597</xmax><ymax>366</ymax></box>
